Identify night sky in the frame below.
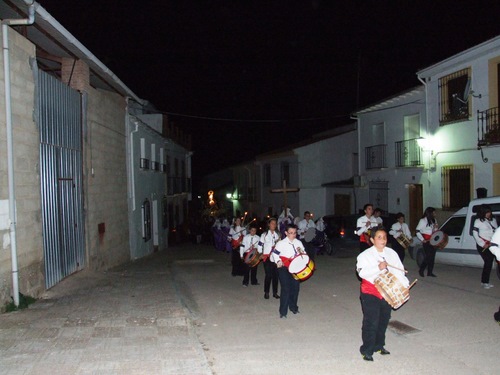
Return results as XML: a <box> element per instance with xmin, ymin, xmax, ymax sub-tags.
<box><xmin>38</xmin><ymin>0</ymin><xmax>500</xmax><ymax>185</ymax></box>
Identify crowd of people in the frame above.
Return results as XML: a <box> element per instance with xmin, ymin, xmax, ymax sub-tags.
<box><xmin>204</xmin><ymin>203</ymin><xmax>499</xmax><ymax>362</ymax></box>
<box><xmin>354</xmin><ymin>202</ymin><xmax>499</xmax><ymax>361</ymax></box>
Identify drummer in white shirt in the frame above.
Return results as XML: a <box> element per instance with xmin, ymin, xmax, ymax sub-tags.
<box><xmin>297</xmin><ymin>211</ymin><xmax>316</xmax><ymax>260</ymax></box>
<box><xmin>271</xmin><ymin>224</ymin><xmax>304</xmax><ymax>319</ymax></box>
<box><xmin>240</xmin><ymin>225</ymin><xmax>260</xmax><ymax>287</ymax></box>
<box><xmin>389</xmin><ymin>212</ymin><xmax>412</xmax><ymax>263</ymax></box>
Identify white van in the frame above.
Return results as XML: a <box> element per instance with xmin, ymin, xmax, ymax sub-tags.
<box><xmin>409</xmin><ymin>196</ymin><xmax>500</xmax><ymax>278</ymax></box>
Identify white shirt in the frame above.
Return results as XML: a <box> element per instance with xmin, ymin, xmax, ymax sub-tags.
<box><xmin>356</xmin><ymin>246</ymin><xmax>409</xmax><ymax>287</ymax></box>
<box><xmin>316</xmin><ymin>218</ymin><xmax>326</xmax><ymax>232</ymax></box>
<box><xmin>488</xmin><ymin>228</ymin><xmax>500</xmax><ymax>259</ymax></box>
<box><xmin>415</xmin><ymin>218</ymin><xmax>438</xmax><ymax>241</ymax></box>
<box><xmin>240</xmin><ymin>233</ymin><xmax>260</xmax><ymax>258</ymax></box>
<box><xmin>271</xmin><ymin>238</ymin><xmax>305</xmax><ymax>264</ymax></box>
<box><xmin>258</xmin><ymin>230</ymin><xmax>281</xmax><ymax>255</ymax></box>
<box><xmin>297</xmin><ymin>219</ymin><xmax>316</xmax><ymax>239</ymax></box>
<box><xmin>472</xmin><ymin>218</ymin><xmax>498</xmax><ymax>247</ymax></box>
<box><xmin>389</xmin><ymin>222</ymin><xmax>412</xmax><ymax>239</ymax></box>
<box><xmin>356</xmin><ymin>215</ymin><xmax>378</xmax><ymax>237</ymax></box>
<box><xmin>229</xmin><ymin>225</ymin><xmax>246</xmax><ymax>240</ymax></box>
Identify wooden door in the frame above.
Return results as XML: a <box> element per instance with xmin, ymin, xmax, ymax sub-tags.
<box><xmin>408</xmin><ymin>184</ymin><xmax>423</xmax><ymax>234</ymax></box>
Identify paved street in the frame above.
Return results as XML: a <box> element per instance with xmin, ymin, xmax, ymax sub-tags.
<box><xmin>1</xmin><ymin>242</ymin><xmax>499</xmax><ymax>374</ymax></box>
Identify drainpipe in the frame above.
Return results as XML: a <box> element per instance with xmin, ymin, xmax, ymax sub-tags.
<box><xmin>2</xmin><ymin>1</ymin><xmax>36</xmax><ymax>307</ymax></box>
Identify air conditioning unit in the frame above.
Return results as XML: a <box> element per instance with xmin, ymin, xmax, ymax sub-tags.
<box><xmin>353</xmin><ymin>175</ymin><xmax>367</xmax><ymax>187</ymax></box>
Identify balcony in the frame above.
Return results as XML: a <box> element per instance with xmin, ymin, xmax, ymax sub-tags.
<box><xmin>395</xmin><ymin>138</ymin><xmax>423</xmax><ymax>167</ymax></box>
<box><xmin>478</xmin><ymin>107</ymin><xmax>500</xmax><ymax>146</ymax></box>
<box><xmin>365</xmin><ymin>144</ymin><xmax>387</xmax><ymax>169</ymax></box>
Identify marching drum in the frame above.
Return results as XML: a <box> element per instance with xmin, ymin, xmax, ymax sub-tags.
<box><xmin>231</xmin><ymin>234</ymin><xmax>244</xmax><ymax>249</ymax></box>
<box><xmin>396</xmin><ymin>234</ymin><xmax>412</xmax><ymax>249</ymax></box>
<box><xmin>288</xmin><ymin>254</ymin><xmax>315</xmax><ymax>282</ymax></box>
<box><xmin>374</xmin><ymin>271</ymin><xmax>410</xmax><ymax>309</ymax></box>
<box><xmin>304</xmin><ymin>228</ymin><xmax>326</xmax><ymax>246</ymax></box>
<box><xmin>243</xmin><ymin>247</ymin><xmax>261</xmax><ymax>268</ymax></box>
<box><xmin>430</xmin><ymin>230</ymin><xmax>448</xmax><ymax>250</ymax></box>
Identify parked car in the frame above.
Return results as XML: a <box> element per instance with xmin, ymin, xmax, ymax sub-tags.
<box><xmin>408</xmin><ymin>196</ymin><xmax>500</xmax><ymax>279</ymax></box>
<box><xmin>323</xmin><ymin>213</ymin><xmax>397</xmax><ymax>255</ymax></box>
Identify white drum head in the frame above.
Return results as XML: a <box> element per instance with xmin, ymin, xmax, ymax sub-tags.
<box><xmin>304</xmin><ymin>228</ymin><xmax>316</xmax><ymax>243</ymax></box>
<box><xmin>430</xmin><ymin>231</ymin><xmax>444</xmax><ymax>246</ymax></box>
<box><xmin>288</xmin><ymin>254</ymin><xmax>309</xmax><ymax>273</ymax></box>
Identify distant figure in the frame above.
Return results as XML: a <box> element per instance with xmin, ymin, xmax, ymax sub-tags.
<box><xmin>389</xmin><ymin>212</ymin><xmax>412</xmax><ymax>263</ymax></box>
<box><xmin>415</xmin><ymin>207</ymin><xmax>438</xmax><ymax>277</ymax></box>
<box><xmin>472</xmin><ymin>204</ymin><xmax>497</xmax><ymax>289</ymax></box>
<box><xmin>316</xmin><ymin>216</ymin><xmax>326</xmax><ymax>232</ymax></box>
<box><xmin>229</xmin><ymin>217</ymin><xmax>246</xmax><ymax>276</ymax></box>
<box><xmin>258</xmin><ymin>217</ymin><xmax>281</xmax><ymax>300</ymax></box>
<box><xmin>240</xmin><ymin>225</ymin><xmax>260</xmax><ymax>287</ymax></box>
<box><xmin>356</xmin><ymin>204</ymin><xmax>378</xmax><ymax>253</ymax></box>
<box><xmin>297</xmin><ymin>211</ymin><xmax>316</xmax><ymax>261</ymax></box>
<box><xmin>373</xmin><ymin>208</ymin><xmax>383</xmax><ymax>226</ymax></box>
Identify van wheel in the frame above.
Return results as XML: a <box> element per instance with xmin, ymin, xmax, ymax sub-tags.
<box><xmin>416</xmin><ymin>247</ymin><xmax>425</xmax><ymax>267</ymax></box>
<box><xmin>325</xmin><ymin>241</ymin><xmax>337</xmax><ymax>256</ymax></box>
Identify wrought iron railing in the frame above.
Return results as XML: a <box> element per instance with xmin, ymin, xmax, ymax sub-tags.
<box><xmin>395</xmin><ymin>138</ymin><xmax>423</xmax><ymax>167</ymax></box>
<box><xmin>477</xmin><ymin>107</ymin><xmax>500</xmax><ymax>146</ymax></box>
<box><xmin>365</xmin><ymin>144</ymin><xmax>387</xmax><ymax>169</ymax></box>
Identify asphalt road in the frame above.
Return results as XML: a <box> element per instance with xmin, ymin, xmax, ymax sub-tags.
<box><xmin>170</xmin><ymin>243</ymin><xmax>499</xmax><ymax>375</ymax></box>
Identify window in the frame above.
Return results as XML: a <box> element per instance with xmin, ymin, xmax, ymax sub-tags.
<box><xmin>141</xmin><ymin>198</ymin><xmax>151</xmax><ymax>241</ymax></box>
<box><xmin>371</xmin><ymin>122</ymin><xmax>385</xmax><ymax>145</ymax></box>
<box><xmin>263</xmin><ymin>163</ymin><xmax>271</xmax><ymax>187</ymax></box>
<box><xmin>281</xmin><ymin>162</ymin><xmax>290</xmax><ymax>186</ymax></box>
<box><xmin>441</xmin><ymin>216</ymin><xmax>466</xmax><ymax>237</ymax></box>
<box><xmin>140</xmin><ymin>138</ymin><xmax>150</xmax><ymax>169</ymax></box>
<box><xmin>442</xmin><ymin>165</ymin><xmax>473</xmax><ymax>209</ymax></box>
<box><xmin>439</xmin><ymin>68</ymin><xmax>471</xmax><ymax>124</ymax></box>
<box><xmin>404</xmin><ymin>114</ymin><xmax>420</xmax><ymax>140</ymax></box>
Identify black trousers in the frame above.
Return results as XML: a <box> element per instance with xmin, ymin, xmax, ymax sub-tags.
<box><xmin>419</xmin><ymin>242</ymin><xmax>436</xmax><ymax>275</ymax></box>
<box><xmin>360</xmin><ymin>293</ymin><xmax>392</xmax><ymax>356</ymax></box>
<box><xmin>242</xmin><ymin>263</ymin><xmax>258</xmax><ymax>285</ymax></box>
<box><xmin>303</xmin><ymin>240</ymin><xmax>316</xmax><ymax>261</ymax></box>
<box><xmin>476</xmin><ymin>245</ymin><xmax>495</xmax><ymax>284</ymax></box>
<box><xmin>231</xmin><ymin>249</ymin><xmax>245</xmax><ymax>276</ymax></box>
<box><xmin>263</xmin><ymin>258</ymin><xmax>279</xmax><ymax>295</ymax></box>
<box><xmin>391</xmin><ymin>239</ymin><xmax>405</xmax><ymax>263</ymax></box>
<box><xmin>277</xmin><ymin>267</ymin><xmax>300</xmax><ymax>317</ymax></box>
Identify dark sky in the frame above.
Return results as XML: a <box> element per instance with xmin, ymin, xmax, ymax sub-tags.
<box><xmin>38</xmin><ymin>0</ymin><xmax>500</xmax><ymax>183</ymax></box>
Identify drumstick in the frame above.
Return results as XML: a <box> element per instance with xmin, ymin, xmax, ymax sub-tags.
<box><xmin>409</xmin><ymin>279</ymin><xmax>418</xmax><ymax>289</ymax></box>
<box><xmin>386</xmin><ymin>263</ymin><xmax>408</xmax><ymax>274</ymax></box>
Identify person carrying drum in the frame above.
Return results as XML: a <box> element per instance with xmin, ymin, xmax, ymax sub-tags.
<box><xmin>297</xmin><ymin>211</ymin><xmax>316</xmax><ymax>260</ymax></box>
<box><xmin>487</xmin><ymin>230</ymin><xmax>500</xmax><ymax>324</ymax></box>
<box><xmin>416</xmin><ymin>207</ymin><xmax>438</xmax><ymax>277</ymax></box>
<box><xmin>271</xmin><ymin>224</ymin><xmax>303</xmax><ymax>319</ymax></box>
<box><xmin>356</xmin><ymin>227</ymin><xmax>409</xmax><ymax>362</ymax></box>
<box><xmin>472</xmin><ymin>204</ymin><xmax>498</xmax><ymax>289</ymax></box>
<box><xmin>258</xmin><ymin>217</ymin><xmax>281</xmax><ymax>299</ymax></box>
<box><xmin>356</xmin><ymin>204</ymin><xmax>379</xmax><ymax>253</ymax></box>
<box><xmin>389</xmin><ymin>212</ymin><xmax>412</xmax><ymax>263</ymax></box>
<box><xmin>229</xmin><ymin>217</ymin><xmax>246</xmax><ymax>276</ymax></box>
<box><xmin>240</xmin><ymin>224</ymin><xmax>260</xmax><ymax>287</ymax></box>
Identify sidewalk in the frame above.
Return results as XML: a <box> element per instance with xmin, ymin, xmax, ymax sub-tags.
<box><xmin>0</xmin><ymin>250</ymin><xmax>212</xmax><ymax>375</ymax></box>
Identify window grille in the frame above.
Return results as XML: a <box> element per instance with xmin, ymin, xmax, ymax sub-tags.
<box><xmin>441</xmin><ymin>165</ymin><xmax>473</xmax><ymax>209</ymax></box>
<box><xmin>439</xmin><ymin>68</ymin><xmax>471</xmax><ymax>124</ymax></box>
<box><xmin>141</xmin><ymin>198</ymin><xmax>152</xmax><ymax>242</ymax></box>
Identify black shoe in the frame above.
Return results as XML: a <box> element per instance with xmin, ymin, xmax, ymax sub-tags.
<box><xmin>376</xmin><ymin>348</ymin><xmax>390</xmax><ymax>355</ymax></box>
<box><xmin>251</xmin><ymin>282</ymin><xmax>260</xmax><ymax>285</ymax></box>
<box><xmin>362</xmin><ymin>354</ymin><xmax>373</xmax><ymax>361</ymax></box>
<box><xmin>419</xmin><ymin>269</ymin><xmax>425</xmax><ymax>277</ymax></box>
<box><xmin>242</xmin><ymin>283</ymin><xmax>248</xmax><ymax>287</ymax></box>
<box><xmin>273</xmin><ymin>294</ymin><xmax>280</xmax><ymax>299</ymax></box>
<box><xmin>264</xmin><ymin>293</ymin><xmax>269</xmax><ymax>299</ymax></box>
<box><xmin>280</xmin><ymin>315</ymin><xmax>287</xmax><ymax>319</ymax></box>
<box><xmin>428</xmin><ymin>273</ymin><xmax>437</xmax><ymax>277</ymax></box>
<box><xmin>291</xmin><ymin>309</ymin><xmax>300</xmax><ymax>314</ymax></box>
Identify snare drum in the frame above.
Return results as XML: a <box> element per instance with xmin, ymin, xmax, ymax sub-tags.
<box><xmin>231</xmin><ymin>234</ymin><xmax>244</xmax><ymax>249</ymax></box>
<box><xmin>288</xmin><ymin>254</ymin><xmax>315</xmax><ymax>282</ymax></box>
<box><xmin>374</xmin><ymin>271</ymin><xmax>410</xmax><ymax>309</ymax></box>
<box><xmin>244</xmin><ymin>247</ymin><xmax>261</xmax><ymax>267</ymax></box>
<box><xmin>429</xmin><ymin>231</ymin><xmax>448</xmax><ymax>250</ymax></box>
<box><xmin>396</xmin><ymin>234</ymin><xmax>412</xmax><ymax>249</ymax></box>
